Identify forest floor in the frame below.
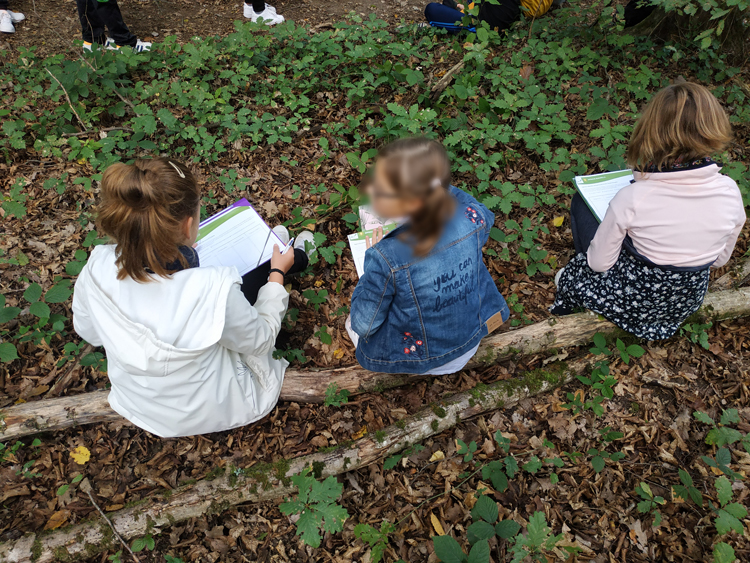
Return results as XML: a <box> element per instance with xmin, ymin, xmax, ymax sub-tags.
<box><xmin>1</xmin><ymin>1</ymin><xmax>750</xmax><ymax>563</ymax></box>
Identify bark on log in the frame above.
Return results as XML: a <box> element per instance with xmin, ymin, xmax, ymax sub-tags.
<box><xmin>0</xmin><ymin>358</ymin><xmax>588</xmax><ymax>563</ymax></box>
<box><xmin>2</xmin><ymin>287</ymin><xmax>750</xmax><ymax>441</ymax></box>
<box><xmin>710</xmin><ymin>258</ymin><xmax>750</xmax><ymax>292</ymax></box>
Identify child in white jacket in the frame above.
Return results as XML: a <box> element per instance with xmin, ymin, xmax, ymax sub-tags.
<box><xmin>73</xmin><ymin>158</ymin><xmax>312</xmax><ymax>437</ymax></box>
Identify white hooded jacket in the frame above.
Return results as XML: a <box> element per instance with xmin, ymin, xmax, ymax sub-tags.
<box><xmin>72</xmin><ymin>245</ymin><xmax>289</xmax><ymax>438</ymax></box>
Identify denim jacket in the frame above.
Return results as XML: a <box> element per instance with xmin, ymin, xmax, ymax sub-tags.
<box><xmin>350</xmin><ymin>186</ymin><xmax>510</xmax><ymax>374</ymax></box>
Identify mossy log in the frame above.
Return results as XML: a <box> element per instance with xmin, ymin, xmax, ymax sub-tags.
<box><xmin>2</xmin><ymin>287</ymin><xmax>750</xmax><ymax>441</ymax></box>
<box><xmin>711</xmin><ymin>258</ymin><xmax>750</xmax><ymax>292</ymax></box>
<box><xmin>0</xmin><ymin>358</ymin><xmax>587</xmax><ymax>563</ymax></box>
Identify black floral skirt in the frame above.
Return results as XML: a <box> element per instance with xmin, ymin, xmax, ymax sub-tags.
<box><xmin>551</xmin><ymin>251</ymin><xmax>711</xmax><ymax>340</ymax></box>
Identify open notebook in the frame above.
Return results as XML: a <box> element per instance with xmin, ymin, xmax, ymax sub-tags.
<box><xmin>195</xmin><ymin>199</ymin><xmax>286</xmax><ymax>276</ymax></box>
<box><xmin>574</xmin><ymin>170</ymin><xmax>634</xmax><ymax>222</ymax></box>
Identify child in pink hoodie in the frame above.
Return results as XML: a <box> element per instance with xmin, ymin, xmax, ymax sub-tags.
<box><xmin>552</xmin><ymin>82</ymin><xmax>745</xmax><ymax>340</ymax></box>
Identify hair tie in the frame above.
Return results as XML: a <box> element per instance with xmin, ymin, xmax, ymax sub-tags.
<box><xmin>169</xmin><ymin>161</ymin><xmax>185</xmax><ymax>178</ymax></box>
<box><xmin>431</xmin><ymin>178</ymin><xmax>442</xmax><ymax>190</ymax></box>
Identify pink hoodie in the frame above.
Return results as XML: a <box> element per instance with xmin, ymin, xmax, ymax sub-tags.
<box><xmin>588</xmin><ymin>163</ymin><xmax>746</xmax><ymax>272</ymax></box>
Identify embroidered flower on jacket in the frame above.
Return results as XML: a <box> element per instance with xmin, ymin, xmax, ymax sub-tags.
<box><xmin>402</xmin><ymin>333</ymin><xmax>424</xmax><ymax>359</ymax></box>
<box><xmin>465</xmin><ymin>206</ymin><xmax>484</xmax><ymax>225</ymax></box>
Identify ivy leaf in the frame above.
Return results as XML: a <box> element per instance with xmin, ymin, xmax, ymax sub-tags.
<box><xmin>470</xmin><ymin>495</ymin><xmax>498</xmax><ymax>524</ymax></box>
<box><xmin>432</xmin><ymin>535</ymin><xmax>466</xmax><ymax>563</ymax></box>
<box><xmin>716</xmin><ymin>476</ymin><xmax>733</xmax><ymax>507</ymax></box>
<box><xmin>495</xmin><ymin>519</ymin><xmax>521</xmax><ymax>539</ymax></box>
<box><xmin>23</xmin><ymin>283</ymin><xmax>42</xmax><ymax>303</ymax></box>
<box><xmin>467</xmin><ymin>539</ymin><xmax>490</xmax><ymax>563</ymax></box>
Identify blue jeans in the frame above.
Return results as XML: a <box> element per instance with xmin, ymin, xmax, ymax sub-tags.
<box><xmin>425</xmin><ymin>0</ymin><xmax>520</xmax><ymax>32</ymax></box>
<box><xmin>424</xmin><ymin>3</ymin><xmax>471</xmax><ymax>32</ymax></box>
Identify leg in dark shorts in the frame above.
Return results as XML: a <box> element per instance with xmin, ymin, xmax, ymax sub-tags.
<box><xmin>240</xmin><ymin>249</ymin><xmax>308</xmax><ymax>305</ymax></box>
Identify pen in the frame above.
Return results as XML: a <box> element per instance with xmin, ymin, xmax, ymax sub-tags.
<box><xmin>281</xmin><ymin>237</ymin><xmax>295</xmax><ymax>255</ymax></box>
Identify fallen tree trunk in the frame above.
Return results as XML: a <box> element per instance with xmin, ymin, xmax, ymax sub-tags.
<box><xmin>2</xmin><ymin>287</ymin><xmax>750</xmax><ymax>441</ymax></box>
<box><xmin>711</xmin><ymin>258</ymin><xmax>750</xmax><ymax>292</ymax></box>
<box><xmin>0</xmin><ymin>357</ymin><xmax>588</xmax><ymax>563</ymax></box>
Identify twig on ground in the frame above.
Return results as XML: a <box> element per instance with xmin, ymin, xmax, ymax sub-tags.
<box><xmin>84</xmin><ymin>487</ymin><xmax>141</xmax><ymax>563</ymax></box>
<box><xmin>80</xmin><ymin>58</ymin><xmax>142</xmax><ymax>116</ymax></box>
<box><xmin>45</xmin><ymin>69</ymin><xmax>88</xmax><ymax>133</ymax></box>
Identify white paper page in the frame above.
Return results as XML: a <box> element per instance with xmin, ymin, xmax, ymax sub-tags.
<box><xmin>347</xmin><ymin>224</ymin><xmax>399</xmax><ymax>278</ymax></box>
<box><xmin>358</xmin><ymin>205</ymin><xmax>401</xmax><ymax>231</ymax></box>
<box><xmin>574</xmin><ymin>170</ymin><xmax>634</xmax><ymax>222</ymax></box>
<box><xmin>195</xmin><ymin>206</ymin><xmax>283</xmax><ymax>275</ymax></box>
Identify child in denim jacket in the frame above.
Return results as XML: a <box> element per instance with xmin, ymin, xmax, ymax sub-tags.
<box><xmin>348</xmin><ymin>138</ymin><xmax>510</xmax><ymax>374</ymax></box>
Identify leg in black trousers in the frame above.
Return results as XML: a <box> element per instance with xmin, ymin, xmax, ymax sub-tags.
<box><xmin>570</xmin><ymin>193</ymin><xmax>600</xmax><ymax>255</ymax></box>
<box><xmin>250</xmin><ymin>0</ymin><xmax>266</xmax><ymax>11</ymax></box>
<box><xmin>240</xmin><ymin>249</ymin><xmax>308</xmax><ymax>305</ymax></box>
<box><xmin>76</xmin><ymin>0</ymin><xmax>137</xmax><ymax>47</ymax></box>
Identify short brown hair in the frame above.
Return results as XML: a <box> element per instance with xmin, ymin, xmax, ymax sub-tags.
<box><xmin>627</xmin><ymin>82</ymin><xmax>732</xmax><ymax>172</ymax></box>
<box><xmin>97</xmin><ymin>158</ymin><xmax>200</xmax><ymax>283</ymax></box>
<box><xmin>377</xmin><ymin>137</ymin><xmax>454</xmax><ymax>254</ymax></box>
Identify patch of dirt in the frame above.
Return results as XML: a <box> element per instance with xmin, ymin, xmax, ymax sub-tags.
<box><xmin>1</xmin><ymin>0</ymin><xmax>427</xmax><ymax>59</ymax></box>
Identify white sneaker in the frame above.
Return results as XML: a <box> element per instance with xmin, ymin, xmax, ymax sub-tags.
<box><xmin>244</xmin><ymin>4</ymin><xmax>285</xmax><ymax>25</ymax></box>
<box><xmin>272</xmin><ymin>225</ymin><xmax>290</xmax><ymax>246</ymax></box>
<box><xmin>0</xmin><ymin>10</ymin><xmax>15</xmax><ymax>33</ymax></box>
<box><xmin>8</xmin><ymin>10</ymin><xmax>24</xmax><ymax>23</ymax></box>
<box><xmin>134</xmin><ymin>39</ymin><xmax>152</xmax><ymax>52</ymax></box>
<box><xmin>294</xmin><ymin>231</ymin><xmax>316</xmax><ymax>257</ymax></box>
<box><xmin>104</xmin><ymin>37</ymin><xmax>119</xmax><ymax>50</ymax></box>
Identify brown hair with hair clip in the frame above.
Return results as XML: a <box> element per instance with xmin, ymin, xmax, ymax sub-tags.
<box><xmin>97</xmin><ymin>157</ymin><xmax>200</xmax><ymax>283</ymax></box>
<box><xmin>626</xmin><ymin>82</ymin><xmax>732</xmax><ymax>172</ymax></box>
<box><xmin>377</xmin><ymin>137</ymin><xmax>454</xmax><ymax>255</ymax></box>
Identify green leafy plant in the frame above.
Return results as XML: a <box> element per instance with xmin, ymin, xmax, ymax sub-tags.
<box><xmin>680</xmin><ymin>321</ymin><xmax>712</xmax><ymax>349</ymax></box>
<box><xmin>131</xmin><ymin>534</ymin><xmax>155</xmax><ymax>553</ymax></box>
<box><xmin>353</xmin><ymin>521</ymin><xmax>395</xmax><ymax>563</ymax></box>
<box><xmin>279</xmin><ymin>468</ymin><xmax>349</xmax><ymax>548</ymax></box>
<box><xmin>635</xmin><ymin>482</ymin><xmax>665</xmax><ymax>527</ymax></box>
<box><xmin>324</xmin><ymin>382</ymin><xmax>350</xmax><ymax>407</ymax></box>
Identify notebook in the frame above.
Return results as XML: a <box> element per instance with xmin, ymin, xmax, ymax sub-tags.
<box><xmin>195</xmin><ymin>199</ymin><xmax>288</xmax><ymax>276</ymax></box>
<box><xmin>574</xmin><ymin>170</ymin><xmax>634</xmax><ymax>223</ymax></box>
